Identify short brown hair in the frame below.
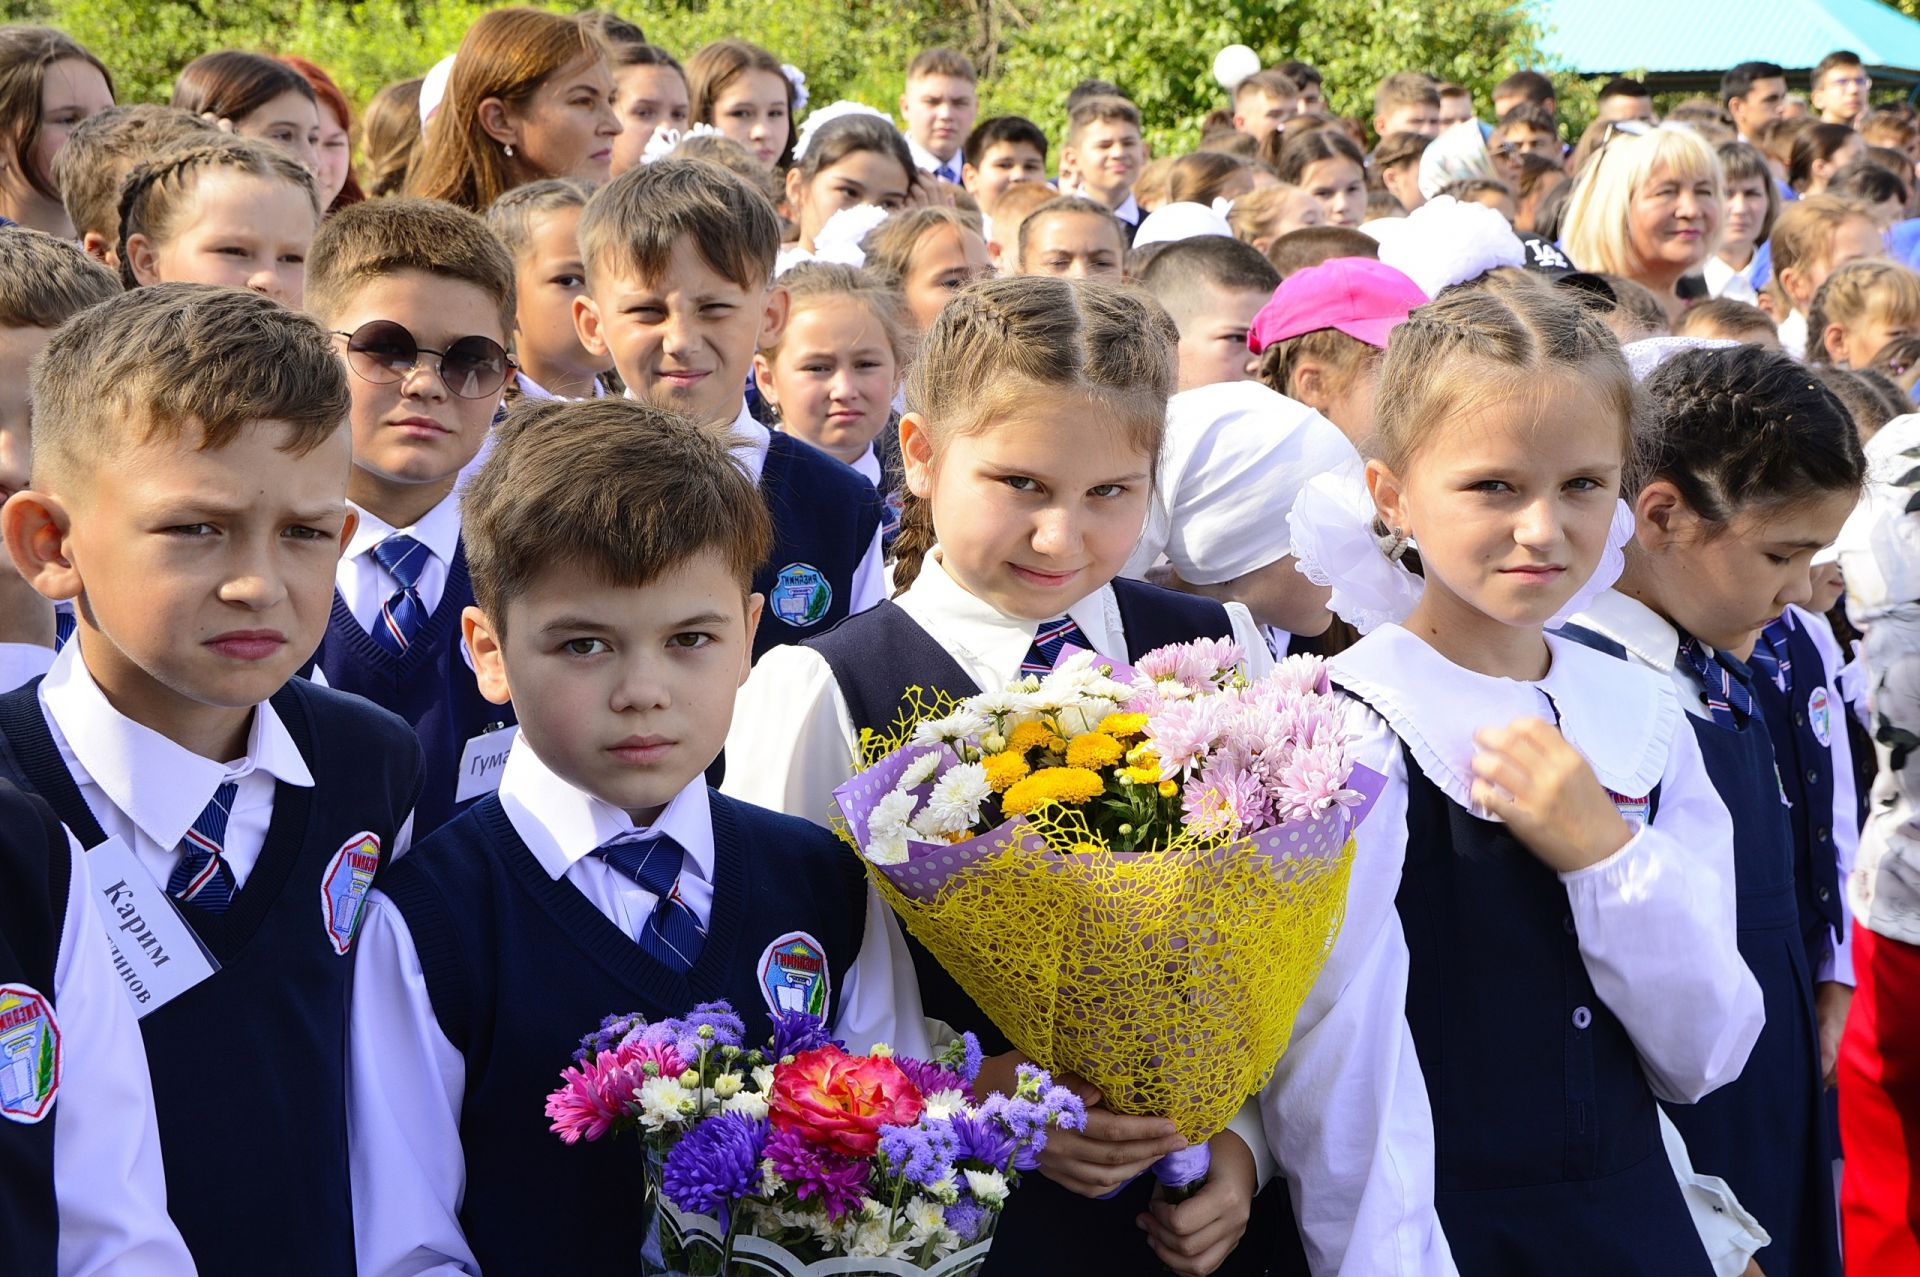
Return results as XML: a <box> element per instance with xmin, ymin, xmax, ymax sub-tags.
<box><xmin>1234</xmin><ymin>70</ymin><xmax>1298</xmax><ymax>106</ymax></box>
<box><xmin>1371</xmin><ymin>130</ymin><xmax>1431</xmax><ymax>171</ymax></box>
<box><xmin>118</xmin><ymin>137</ymin><xmax>321</xmax><ymax>290</ymax></box>
<box><xmin>1067</xmin><ymin>95</ymin><xmax>1141</xmax><ymax>146</ymax></box>
<box><xmin>305</xmin><ymin>196</ymin><xmax>517</xmax><ymax>333</ymax></box>
<box><xmin>1374</xmin><ymin>71</ymin><xmax>1439</xmax><ymax>117</ymax></box>
<box><xmin>1673</xmin><ymin>297</ymin><xmax>1778</xmax><ymax>342</ymax></box>
<box><xmin>31</xmin><ymin>282</ymin><xmax>348</xmax><ymax>486</ymax></box>
<box><xmin>52</xmin><ymin>105</ymin><xmax>215</xmax><ymax>252</ymax></box>
<box><xmin>1016</xmin><ymin>195</ymin><xmax>1125</xmax><ymax>270</ymax></box>
<box><xmin>462</xmin><ymin>397</ymin><xmax>773</xmax><ymax>621</ymax></box>
<box><xmin>0</xmin><ymin>227</ymin><xmax>120</xmax><ymax>328</ymax></box>
<box><xmin>907</xmin><ymin>47</ymin><xmax>976</xmax><ymax>84</ymax></box>
<box><xmin>0</xmin><ymin>27</ymin><xmax>112</xmax><ymax>203</ymax></box>
<box><xmin>1264</xmin><ymin>225</ymin><xmax>1380</xmax><ymax>278</ymax></box>
<box><xmin>579</xmin><ymin>157</ymin><xmax>780</xmax><ymax>293</ymax></box>
<box><xmin>361</xmin><ymin>77</ymin><xmax>426</xmax><ymax>199</ymax></box>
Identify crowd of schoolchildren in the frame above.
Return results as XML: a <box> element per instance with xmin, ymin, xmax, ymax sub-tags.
<box><xmin>4</xmin><ymin>11</ymin><xmax>1920</xmax><ymax>1276</ymax></box>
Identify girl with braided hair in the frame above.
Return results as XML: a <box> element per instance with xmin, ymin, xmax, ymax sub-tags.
<box><xmin>1568</xmin><ymin>343</ymin><xmax>1864</xmax><ymax>1277</ymax></box>
<box><xmin>117</xmin><ymin>134</ymin><xmax>320</xmax><ymax>307</ymax></box>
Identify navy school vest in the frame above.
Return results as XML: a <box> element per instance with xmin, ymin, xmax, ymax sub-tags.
<box><xmin>376</xmin><ymin>790</ymin><xmax>866</xmax><ymax>1273</ymax></box>
<box><xmin>312</xmin><ymin>539</ymin><xmax>515</xmax><ymax>838</ymax></box>
<box><xmin>751</xmin><ymin>431</ymin><xmax>885</xmax><ymax>662</ymax></box>
<box><xmin>0</xmin><ymin>781</ymin><xmax>70</xmax><ymax>1276</ymax></box>
<box><xmin>0</xmin><ymin>679</ymin><xmax>422</xmax><ymax>1277</ymax></box>
<box><xmin>804</xmin><ymin>580</ymin><xmax>1299</xmax><ymax>1277</ymax></box>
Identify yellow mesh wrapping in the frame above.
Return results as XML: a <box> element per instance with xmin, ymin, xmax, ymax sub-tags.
<box><xmin>848</xmin><ymin>690</ymin><xmax>1358</xmax><ymax>1144</ymax></box>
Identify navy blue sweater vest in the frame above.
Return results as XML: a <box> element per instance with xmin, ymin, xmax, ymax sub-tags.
<box><xmin>0</xmin><ymin>780</ymin><xmax>69</xmax><ymax>1276</ymax></box>
<box><xmin>1749</xmin><ymin>617</ymin><xmax>1847</xmax><ymax>968</ymax></box>
<box><xmin>377</xmin><ymin>790</ymin><xmax>867</xmax><ymax>1272</ymax></box>
<box><xmin>751</xmin><ymin>432</ymin><xmax>884</xmax><ymax>662</ymax></box>
<box><xmin>0</xmin><ymin>680</ymin><xmax>422</xmax><ymax>1277</ymax></box>
<box><xmin>805</xmin><ymin>580</ymin><xmax>1296</xmax><ymax>1277</ymax></box>
<box><xmin>313</xmin><ymin>539</ymin><xmax>512</xmax><ymax>837</ymax></box>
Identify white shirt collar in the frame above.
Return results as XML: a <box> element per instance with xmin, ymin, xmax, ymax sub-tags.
<box><xmin>39</xmin><ymin>640</ymin><xmax>313</xmax><ymax>849</ymax></box>
<box><xmin>347</xmin><ymin>489</ymin><xmax>463</xmax><ymax>567</ymax></box>
<box><xmin>515</xmin><ymin>370</ymin><xmax>605</xmax><ymax>402</ymax></box>
<box><xmin>1572</xmin><ymin>587</ymin><xmax>1681</xmax><ymax>673</ymax></box>
<box><xmin>1114</xmin><ymin>193</ymin><xmax>1141</xmax><ymax>226</ymax></box>
<box><xmin>850</xmin><ymin>443</ymin><xmax>882</xmax><ymax>485</ymax></box>
<box><xmin>495</xmin><ymin>732</ymin><xmax>714</xmax><ymax>886</ymax></box>
<box><xmin>1331</xmin><ymin>620</ymin><xmax>1677</xmax><ymax>810</ymax></box>
<box><xmin>727</xmin><ymin>402</ymin><xmax>772</xmax><ymax>484</ymax></box>
<box><xmin>905</xmin><ymin>134</ymin><xmax>959</xmax><ymax>177</ymax></box>
<box><xmin>894</xmin><ymin>550</ymin><xmax>1122</xmax><ymax>689</ymax></box>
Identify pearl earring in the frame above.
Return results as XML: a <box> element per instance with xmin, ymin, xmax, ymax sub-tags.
<box><xmin>503</xmin><ymin>143</ymin><xmax>514</xmax><ymax>158</ymax></box>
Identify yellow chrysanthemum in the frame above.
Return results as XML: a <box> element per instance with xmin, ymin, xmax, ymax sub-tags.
<box><xmin>1002</xmin><ymin>767</ymin><xmax>1107</xmax><ymax>816</ymax></box>
<box><xmin>1097</xmin><ymin>712</ymin><xmax>1149</xmax><ymax>740</ymax></box>
<box><xmin>1157</xmin><ymin>780</ymin><xmax>1179</xmax><ymax>798</ymax></box>
<box><xmin>1064</xmin><ymin>732</ymin><xmax>1124</xmax><ymax>769</ymax></box>
<box><xmin>1006</xmin><ymin>721</ymin><xmax>1053</xmax><ymax>753</ymax></box>
<box><xmin>1123</xmin><ymin>750</ymin><xmax>1162</xmax><ymax>785</ymax></box>
<box><xmin>982</xmin><ymin>750</ymin><xmax>1031</xmax><ymax>792</ymax></box>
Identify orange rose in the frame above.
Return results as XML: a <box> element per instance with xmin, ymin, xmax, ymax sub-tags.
<box><xmin>768</xmin><ymin>1044</ymin><xmax>925</xmax><ymax>1158</ymax></box>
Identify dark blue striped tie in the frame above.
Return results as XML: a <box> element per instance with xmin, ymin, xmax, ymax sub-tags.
<box><xmin>592</xmin><ymin>832</ymin><xmax>705</xmax><ymax>973</ymax></box>
<box><xmin>369</xmin><ymin>534</ymin><xmax>430</xmax><ymax>656</ymax></box>
<box><xmin>1749</xmin><ymin>618</ymin><xmax>1793</xmax><ymax>693</ymax></box>
<box><xmin>1676</xmin><ymin>634</ymin><xmax>1756</xmax><ymax>730</ymax></box>
<box><xmin>1020</xmin><ymin>615</ymin><xmax>1095</xmax><ymax>678</ymax></box>
<box><xmin>52</xmin><ymin>608</ymin><xmax>75</xmax><ymax>650</ymax></box>
<box><xmin>167</xmin><ymin>781</ymin><xmax>239</xmax><ymax>912</ymax></box>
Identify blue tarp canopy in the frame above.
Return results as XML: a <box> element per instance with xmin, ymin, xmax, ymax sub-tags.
<box><xmin>1536</xmin><ymin>0</ymin><xmax>1920</xmax><ymax>87</ymax></box>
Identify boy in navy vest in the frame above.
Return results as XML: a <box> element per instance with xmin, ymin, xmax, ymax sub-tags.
<box><xmin>347</xmin><ymin>398</ymin><xmax>927</xmax><ymax>1275</ymax></box>
<box><xmin>573</xmin><ymin>158</ymin><xmax>886</xmax><ymax>662</ymax></box>
<box><xmin>0</xmin><ymin>284</ymin><xmax>423</xmax><ymax>1275</ymax></box>
<box><xmin>303</xmin><ymin>198</ymin><xmax>521</xmax><ymax>834</ymax></box>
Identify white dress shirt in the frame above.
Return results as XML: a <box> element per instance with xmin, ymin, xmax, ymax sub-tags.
<box><xmin>850</xmin><ymin>443</ymin><xmax>882</xmax><ymax>487</ymax></box>
<box><xmin>38</xmin><ymin>641</ymin><xmax>314</xmax><ymax>889</ymax></box>
<box><xmin>348</xmin><ymin>737</ymin><xmax>929</xmax><ymax>1277</ymax></box>
<box><xmin>1114</xmin><ymin>193</ymin><xmax>1141</xmax><ymax>229</ymax></box>
<box><xmin>905</xmin><ymin>134</ymin><xmax>961</xmax><ymax>184</ymax></box>
<box><xmin>1702</xmin><ymin>253</ymin><xmax>1761</xmax><ymax>305</ymax></box>
<box><xmin>0</xmin><ymin>640</ymin><xmax>55</xmax><ymax>694</ymax></box>
<box><xmin>337</xmin><ymin>491</ymin><xmax>465</xmax><ymax>635</ymax></box>
<box><xmin>47</xmin><ymin>825</ymin><xmax>196</xmax><ymax>1276</ymax></box>
<box><xmin>513</xmin><ymin>370</ymin><xmax>606</xmax><ymax>402</ymax></box>
<box><xmin>1778</xmin><ymin>309</ymin><xmax>1809</xmax><ymax>360</ymax></box>
<box><xmin>726</xmin><ymin>404</ymin><xmax>887</xmax><ymax>621</ymax></box>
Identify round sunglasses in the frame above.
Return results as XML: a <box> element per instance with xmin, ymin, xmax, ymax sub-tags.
<box><xmin>332</xmin><ymin>320</ymin><xmax>513</xmax><ymax>400</ymax></box>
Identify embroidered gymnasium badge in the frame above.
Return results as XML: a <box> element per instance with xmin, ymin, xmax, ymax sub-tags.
<box><xmin>0</xmin><ymin>984</ymin><xmax>59</xmax><ymax>1123</ymax></box>
<box><xmin>770</xmin><ymin>563</ymin><xmax>833</xmax><ymax>628</ymax></box>
<box><xmin>1607</xmin><ymin>791</ymin><xmax>1651</xmax><ymax>826</ymax></box>
<box><xmin>1809</xmin><ymin>686</ymin><xmax>1834</xmax><ymax>748</ymax></box>
<box><xmin>321</xmin><ymin>832</ymin><xmax>381</xmax><ymax>955</ymax></box>
<box><xmin>759</xmin><ymin>932</ymin><xmax>830</xmax><ymax>1018</ymax></box>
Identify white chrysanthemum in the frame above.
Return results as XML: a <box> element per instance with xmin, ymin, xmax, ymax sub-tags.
<box><xmin>712</xmin><ymin>1071</ymin><xmax>743</xmax><ymax>1099</ymax></box>
<box><xmin>910</xmin><ymin>708</ymin><xmax>989</xmax><ymax>746</ymax></box>
<box><xmin>963</xmin><ymin>1168</ymin><xmax>1009</xmax><ymax>1205</ymax></box>
<box><xmin>636</xmin><ymin>1075</ymin><xmax>693</xmax><ymax>1131</ymax></box>
<box><xmin>906</xmin><ymin>1197</ymin><xmax>956</xmax><ymax>1253</ymax></box>
<box><xmin>1054</xmin><ymin>697</ymin><xmax>1121</xmax><ymax>737</ymax></box>
<box><xmin>867</xmin><ymin>824</ymin><xmax>908</xmax><ymax>865</ymax></box>
<box><xmin>752</xmin><ymin>1064</ymin><xmax>775</xmax><ymax>1092</ymax></box>
<box><xmin>923</xmin><ymin>1173</ymin><xmax>959</xmax><ymax>1205</ymax></box>
<box><xmin>900</xmin><ymin>752</ymin><xmax>942</xmax><ymax>788</ymax></box>
<box><xmin>920</xmin><ymin>762</ymin><xmax>990</xmax><ymax>834</ymax></box>
<box><xmin>865</xmin><ymin>788</ymin><xmax>920</xmax><ymax>865</ymax></box>
<box><xmin>760</xmin><ymin>1159</ymin><xmax>786</xmax><ymax>1197</ymax></box>
<box><xmin>724</xmin><ymin>1088</ymin><xmax>770</xmax><ymax>1121</ymax></box>
<box><xmin>921</xmin><ymin>1087</ymin><xmax>968</xmax><ymax>1120</ymax></box>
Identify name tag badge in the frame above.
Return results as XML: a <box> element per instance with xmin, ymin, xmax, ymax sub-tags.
<box><xmin>83</xmin><ymin>836</ymin><xmax>219</xmax><ymax>1018</ymax></box>
<box><xmin>456</xmin><ymin>723</ymin><xmax>519</xmax><ymax>803</ymax></box>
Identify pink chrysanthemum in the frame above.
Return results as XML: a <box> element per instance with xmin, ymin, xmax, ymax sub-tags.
<box><xmin>1146</xmin><ymin>696</ymin><xmax>1230</xmax><ymax>777</ymax></box>
<box><xmin>544</xmin><ymin>1039</ymin><xmax>686</xmax><ymax>1145</ymax></box>
<box><xmin>1182</xmin><ymin>763</ymin><xmax>1271</xmax><ymax>837</ymax></box>
<box><xmin>1271</xmin><ymin>741</ymin><xmax>1363</xmax><ymax>824</ymax></box>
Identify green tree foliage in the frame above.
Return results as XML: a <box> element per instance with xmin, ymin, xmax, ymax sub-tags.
<box><xmin>3</xmin><ymin>0</ymin><xmax>1551</xmax><ymax>155</ymax></box>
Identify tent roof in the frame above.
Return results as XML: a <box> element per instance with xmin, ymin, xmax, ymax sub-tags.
<box><xmin>1537</xmin><ymin>0</ymin><xmax>1920</xmax><ymax>79</ymax></box>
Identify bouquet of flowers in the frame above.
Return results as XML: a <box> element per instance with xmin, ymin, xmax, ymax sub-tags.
<box><xmin>834</xmin><ymin>642</ymin><xmax>1383</xmax><ymax>1192</ymax></box>
<box><xmin>545</xmin><ymin>1001</ymin><xmax>1083</xmax><ymax>1276</ymax></box>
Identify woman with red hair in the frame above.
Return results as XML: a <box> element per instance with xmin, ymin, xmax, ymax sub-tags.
<box><xmin>279</xmin><ymin>53</ymin><xmax>364</xmax><ymax>212</ymax></box>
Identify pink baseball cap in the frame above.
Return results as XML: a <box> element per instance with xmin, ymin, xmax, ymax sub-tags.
<box><xmin>1247</xmin><ymin>258</ymin><xmax>1429</xmax><ymax>355</ymax></box>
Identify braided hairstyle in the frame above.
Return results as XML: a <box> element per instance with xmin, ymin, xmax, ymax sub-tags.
<box><xmin>891</xmin><ymin>275</ymin><xmax>1177</xmax><ymax>591</ymax></box>
<box><xmin>1638</xmin><ymin>345</ymin><xmax>1864</xmax><ymax>524</ymax></box>
<box><xmin>116</xmin><ymin>135</ymin><xmax>320</xmax><ymax>289</ymax></box>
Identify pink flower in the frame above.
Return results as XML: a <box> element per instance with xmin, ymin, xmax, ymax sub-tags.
<box><xmin>769</xmin><ymin>1044</ymin><xmax>924</xmax><ymax>1158</ymax></box>
<box><xmin>1267</xmin><ymin>653</ymin><xmax>1332</xmax><ymax>698</ymax></box>
<box><xmin>1136</xmin><ymin>639</ymin><xmax>1244</xmax><ymax>690</ymax></box>
<box><xmin>1271</xmin><ymin>740</ymin><xmax>1364</xmax><ymax>823</ymax></box>
<box><xmin>1147</xmin><ymin>695</ymin><xmax>1231</xmax><ymax>777</ymax></box>
<box><xmin>1182</xmin><ymin>763</ymin><xmax>1271</xmax><ymax>837</ymax></box>
<box><xmin>544</xmin><ymin>1039</ymin><xmax>686</xmax><ymax>1145</ymax></box>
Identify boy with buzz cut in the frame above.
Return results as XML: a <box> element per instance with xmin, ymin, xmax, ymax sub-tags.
<box><xmin>899</xmin><ymin>46</ymin><xmax>979</xmax><ymax>184</ymax></box>
<box><xmin>1232</xmin><ymin>69</ymin><xmax>1299</xmax><ymax>141</ymax></box>
<box><xmin>0</xmin><ymin>282</ymin><xmax>423</xmax><ymax>1276</ymax></box>
<box><xmin>1061</xmin><ymin>95</ymin><xmax>1147</xmax><ymax>241</ymax></box>
<box><xmin>961</xmin><ymin>114</ymin><xmax>1048</xmax><ymax>217</ymax></box>
<box><xmin>348</xmin><ymin>398</ymin><xmax>927</xmax><ymax>1274</ymax></box>
<box><xmin>1137</xmin><ymin>235</ymin><xmax>1281</xmax><ymax>393</ymax></box>
<box><xmin>0</xmin><ymin>228</ymin><xmax>119</xmax><ymax>695</ymax></box>
<box><xmin>574</xmin><ymin>158</ymin><xmax>885</xmax><ymax>661</ymax></box>
<box><xmin>1372</xmin><ymin>71</ymin><xmax>1443</xmax><ymax>141</ymax></box>
<box><xmin>50</xmin><ymin>104</ymin><xmax>214</xmax><ymax>267</ymax></box>
<box><xmin>302</xmin><ymin>196</ymin><xmax>522</xmax><ymax>835</ymax></box>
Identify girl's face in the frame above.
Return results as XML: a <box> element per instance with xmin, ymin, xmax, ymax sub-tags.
<box><xmin>1299</xmin><ymin>156</ymin><xmax>1366</xmax><ymax>228</ymax></box>
<box><xmin>21</xmin><ymin>57</ymin><xmax>113</xmax><ymax>190</ymax></box>
<box><xmin>1368</xmin><ymin>374</ymin><xmax>1626</xmax><ymax>665</ymax></box>
<box><xmin>1828</xmin><ymin>308</ymin><xmax>1918</xmax><ymax>368</ymax></box>
<box><xmin>1252</xmin><ymin>191</ymin><xmax>1324</xmax><ymax>253</ymax></box>
<box><xmin>1809</xmin><ymin>561</ymin><xmax>1846</xmax><ymax>615</ymax></box>
<box><xmin>1789</xmin><ymin>217</ymin><xmax>1885</xmax><ymax>312</ymax></box>
<box><xmin>132</xmin><ymin>171</ymin><xmax>316</xmax><ymax>307</ymax></box>
<box><xmin>236</xmin><ymin>89</ymin><xmax>323</xmax><ymax>178</ymax></box>
<box><xmin>1721</xmin><ymin>176</ymin><xmax>1770</xmax><ymax>255</ymax></box>
<box><xmin>507</xmin><ymin>54</ymin><xmax>620</xmax><ymax>183</ymax></box>
<box><xmin>901</xmin><ymin>400</ymin><xmax>1154</xmax><ymax>621</ymax></box>
<box><xmin>512</xmin><ymin>205</ymin><xmax>608</xmax><ymax>391</ymax></box>
<box><xmin>902</xmin><ymin>224</ymin><xmax>992</xmax><ymax>332</ymax></box>
<box><xmin>1627</xmin><ymin>487</ymin><xmax>1858</xmax><ymax>653</ymax></box>
<box><xmin>711</xmin><ymin>70</ymin><xmax>790</xmax><ymax>168</ymax></box>
<box><xmin>1629</xmin><ymin>162</ymin><xmax>1719</xmax><ymax>277</ymax></box>
<box><xmin>314</xmin><ymin>99</ymin><xmax>351</xmax><ymax>209</ymax></box>
<box><xmin>755</xmin><ymin>297</ymin><xmax>899</xmax><ymax>464</ymax></box>
<box><xmin>790</xmin><ymin>150</ymin><xmax>913</xmax><ymax>250</ymax></box>
<box><xmin>609</xmin><ymin>64</ymin><xmax>689</xmax><ymax>176</ymax></box>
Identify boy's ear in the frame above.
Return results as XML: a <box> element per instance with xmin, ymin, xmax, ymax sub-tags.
<box><xmin>758</xmin><ymin>284</ymin><xmax>790</xmax><ymax>351</ymax></box>
<box><xmin>738</xmin><ymin>592</ymin><xmax>764</xmax><ymax>686</ymax></box>
<box><xmin>476</xmin><ymin>98</ymin><xmax>518</xmax><ymax>149</ymax></box>
<box><xmin>573</xmin><ymin>293</ymin><xmax>610</xmax><ymax>359</ymax></box>
<box><xmin>1</xmin><ymin>489</ymin><xmax>80</xmax><ymax>605</ymax></box>
<box><xmin>79</xmin><ymin>230</ymin><xmax>113</xmax><ymax>267</ymax></box>
<box><xmin>123</xmin><ymin>233</ymin><xmax>162</xmax><ymax>288</ymax></box>
<box><xmin>751</xmin><ymin>352</ymin><xmax>778</xmax><ymax>410</ymax></box>
<box><xmin>462</xmin><ymin>605</ymin><xmax>513</xmax><ymax>707</ymax></box>
<box><xmin>899</xmin><ymin>411</ymin><xmax>936</xmax><ymax>499</ymax></box>
<box><xmin>961</xmin><ymin>163</ymin><xmax>980</xmax><ymax>194</ymax></box>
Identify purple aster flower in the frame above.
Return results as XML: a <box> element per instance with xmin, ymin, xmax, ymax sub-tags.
<box><xmin>766</xmin><ymin>1009</ymin><xmax>838</xmax><ymax>1061</ymax></box>
<box><xmin>944</xmin><ymin>1194</ymin><xmax>990</xmax><ymax>1243</ymax></box>
<box><xmin>576</xmin><ymin>1011</ymin><xmax>650</xmax><ymax>1064</ymax></box>
<box><xmin>951</xmin><ymin>1107</ymin><xmax>1017</xmax><ymax>1173</ymax></box>
<box><xmin>684</xmin><ymin>1001</ymin><xmax>745</xmax><ymax>1048</ymax></box>
<box><xmin>894</xmin><ymin>1055</ymin><xmax>974</xmax><ymax>1104</ymax></box>
<box><xmin>660</xmin><ymin>1113</ymin><xmax>766</xmax><ymax>1226</ymax></box>
<box><xmin>765</xmin><ymin>1125</ymin><xmax>871</xmax><ymax>1221</ymax></box>
<box><xmin>879</xmin><ymin>1117</ymin><xmax>958</xmax><ymax>1188</ymax></box>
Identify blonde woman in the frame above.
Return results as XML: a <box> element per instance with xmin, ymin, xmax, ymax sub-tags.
<box><xmin>1564</xmin><ymin>124</ymin><xmax>1724</xmax><ymax>322</ymax></box>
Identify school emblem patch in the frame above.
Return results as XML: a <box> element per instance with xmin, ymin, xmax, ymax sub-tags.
<box><xmin>759</xmin><ymin>932</ymin><xmax>830</xmax><ymax>1018</ymax></box>
<box><xmin>769</xmin><ymin>563</ymin><xmax>833</xmax><ymax>628</ymax></box>
<box><xmin>321</xmin><ymin>832</ymin><xmax>381</xmax><ymax>956</ymax></box>
<box><xmin>1810</xmin><ymin>686</ymin><xmax>1833</xmax><ymax>748</ymax></box>
<box><xmin>0</xmin><ymin>984</ymin><xmax>59</xmax><ymax>1124</ymax></box>
<box><xmin>1607</xmin><ymin>791</ymin><xmax>1651</xmax><ymax>826</ymax></box>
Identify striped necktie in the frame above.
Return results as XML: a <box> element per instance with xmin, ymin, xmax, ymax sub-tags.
<box><xmin>1676</xmin><ymin>634</ymin><xmax>1756</xmax><ymax>729</ymax></box>
<box><xmin>592</xmin><ymin>832</ymin><xmax>705</xmax><ymax>973</ymax></box>
<box><xmin>166</xmin><ymin>781</ymin><xmax>239</xmax><ymax>912</ymax></box>
<box><xmin>369</xmin><ymin>534</ymin><xmax>430</xmax><ymax>656</ymax></box>
<box><xmin>1021</xmin><ymin>615</ymin><xmax>1095</xmax><ymax>678</ymax></box>
<box><xmin>1749</xmin><ymin>618</ymin><xmax>1793</xmax><ymax>694</ymax></box>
